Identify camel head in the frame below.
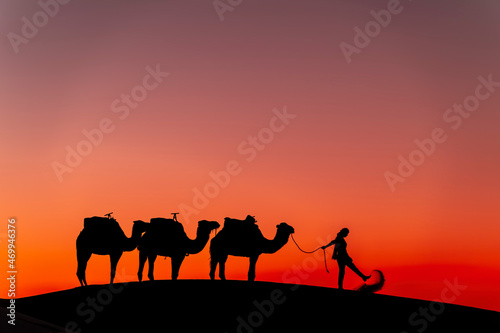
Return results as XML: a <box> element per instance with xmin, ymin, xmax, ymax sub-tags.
<box><xmin>198</xmin><ymin>220</ymin><xmax>220</xmax><ymax>234</ymax></box>
<box><xmin>276</xmin><ymin>222</ymin><xmax>294</xmax><ymax>235</ymax></box>
<box><xmin>132</xmin><ymin>220</ymin><xmax>149</xmax><ymax>235</ymax></box>
<box><xmin>121</xmin><ymin>220</ymin><xmax>149</xmax><ymax>252</ymax></box>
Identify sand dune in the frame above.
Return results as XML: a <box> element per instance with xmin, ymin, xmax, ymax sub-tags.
<box><xmin>1</xmin><ymin>280</ymin><xmax>499</xmax><ymax>332</ymax></box>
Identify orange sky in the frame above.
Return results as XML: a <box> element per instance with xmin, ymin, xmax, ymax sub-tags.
<box><xmin>1</xmin><ymin>0</ymin><xmax>500</xmax><ymax>313</ymax></box>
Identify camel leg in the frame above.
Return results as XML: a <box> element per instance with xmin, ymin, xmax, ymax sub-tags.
<box><xmin>171</xmin><ymin>255</ymin><xmax>185</xmax><ymax>281</ymax></box>
<box><xmin>138</xmin><ymin>250</ymin><xmax>147</xmax><ymax>282</ymax></box>
<box><xmin>248</xmin><ymin>255</ymin><xmax>258</xmax><ymax>282</ymax></box>
<box><xmin>77</xmin><ymin>251</ymin><xmax>91</xmax><ymax>287</ymax></box>
<box><xmin>219</xmin><ymin>254</ymin><xmax>228</xmax><ymax>281</ymax></box>
<box><xmin>147</xmin><ymin>254</ymin><xmax>157</xmax><ymax>281</ymax></box>
<box><xmin>209</xmin><ymin>255</ymin><xmax>218</xmax><ymax>280</ymax></box>
<box><xmin>110</xmin><ymin>252</ymin><xmax>122</xmax><ymax>285</ymax></box>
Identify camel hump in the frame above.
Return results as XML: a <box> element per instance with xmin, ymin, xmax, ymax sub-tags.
<box><xmin>83</xmin><ymin>216</ymin><xmax>119</xmax><ymax>229</ymax></box>
<box><xmin>150</xmin><ymin>217</ymin><xmax>176</xmax><ymax>224</ymax></box>
<box><xmin>150</xmin><ymin>217</ymin><xmax>184</xmax><ymax>233</ymax></box>
<box><xmin>82</xmin><ymin>216</ymin><xmax>125</xmax><ymax>238</ymax></box>
<box><xmin>224</xmin><ymin>215</ymin><xmax>256</xmax><ymax>226</ymax></box>
<box><xmin>223</xmin><ymin>217</ymin><xmax>259</xmax><ymax>234</ymax></box>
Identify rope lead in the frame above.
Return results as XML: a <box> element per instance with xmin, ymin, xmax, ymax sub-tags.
<box><xmin>291</xmin><ymin>234</ymin><xmax>329</xmax><ymax>273</ymax></box>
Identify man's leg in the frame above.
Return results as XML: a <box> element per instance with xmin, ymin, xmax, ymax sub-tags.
<box><xmin>346</xmin><ymin>261</ymin><xmax>370</xmax><ymax>281</ymax></box>
<box><xmin>338</xmin><ymin>263</ymin><xmax>346</xmax><ymax>289</ymax></box>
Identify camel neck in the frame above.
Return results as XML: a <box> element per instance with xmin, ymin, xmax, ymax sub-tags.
<box><xmin>122</xmin><ymin>224</ymin><xmax>142</xmax><ymax>251</ymax></box>
<box><xmin>261</xmin><ymin>229</ymin><xmax>290</xmax><ymax>254</ymax></box>
<box><xmin>185</xmin><ymin>228</ymin><xmax>211</xmax><ymax>254</ymax></box>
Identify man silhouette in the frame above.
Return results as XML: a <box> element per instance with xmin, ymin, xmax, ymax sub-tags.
<box><xmin>322</xmin><ymin>228</ymin><xmax>370</xmax><ymax>290</ymax></box>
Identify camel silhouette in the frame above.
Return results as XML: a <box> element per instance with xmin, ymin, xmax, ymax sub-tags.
<box><xmin>137</xmin><ymin>218</ymin><xmax>220</xmax><ymax>281</ymax></box>
<box><xmin>76</xmin><ymin>216</ymin><xmax>148</xmax><ymax>287</ymax></box>
<box><xmin>209</xmin><ymin>216</ymin><xmax>295</xmax><ymax>281</ymax></box>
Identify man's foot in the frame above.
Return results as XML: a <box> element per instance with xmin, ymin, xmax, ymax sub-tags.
<box><xmin>362</xmin><ymin>274</ymin><xmax>371</xmax><ymax>282</ymax></box>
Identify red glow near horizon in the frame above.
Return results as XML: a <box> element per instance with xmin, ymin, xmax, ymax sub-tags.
<box><xmin>1</xmin><ymin>0</ymin><xmax>500</xmax><ymax>314</ymax></box>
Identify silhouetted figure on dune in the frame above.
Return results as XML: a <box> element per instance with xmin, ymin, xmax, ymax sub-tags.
<box><xmin>322</xmin><ymin>228</ymin><xmax>370</xmax><ymax>290</ymax></box>
<box><xmin>137</xmin><ymin>218</ymin><xmax>220</xmax><ymax>281</ymax></box>
<box><xmin>76</xmin><ymin>214</ymin><xmax>148</xmax><ymax>286</ymax></box>
<box><xmin>210</xmin><ymin>216</ymin><xmax>295</xmax><ymax>281</ymax></box>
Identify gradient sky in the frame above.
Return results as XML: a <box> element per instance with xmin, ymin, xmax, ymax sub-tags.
<box><xmin>1</xmin><ymin>0</ymin><xmax>500</xmax><ymax>312</ymax></box>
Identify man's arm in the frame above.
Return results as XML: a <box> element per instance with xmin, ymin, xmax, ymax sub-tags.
<box><xmin>321</xmin><ymin>240</ymin><xmax>336</xmax><ymax>250</ymax></box>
